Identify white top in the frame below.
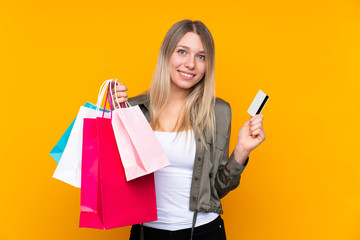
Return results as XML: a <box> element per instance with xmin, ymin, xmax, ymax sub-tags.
<box><xmin>143</xmin><ymin>130</ymin><xmax>219</xmax><ymax>230</ymax></box>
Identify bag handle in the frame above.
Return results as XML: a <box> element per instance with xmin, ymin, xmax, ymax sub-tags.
<box><xmin>109</xmin><ymin>79</ymin><xmax>121</xmax><ymax>109</ymax></box>
<box><xmin>96</xmin><ymin>81</ymin><xmax>107</xmax><ymax>108</ymax></box>
<box><xmin>96</xmin><ymin>79</ymin><xmax>112</xmax><ymax>111</ymax></box>
<box><xmin>102</xmin><ymin>81</ymin><xmax>113</xmax><ymax>120</ymax></box>
<box><xmin>111</xmin><ymin>79</ymin><xmax>132</xmax><ymax>109</ymax></box>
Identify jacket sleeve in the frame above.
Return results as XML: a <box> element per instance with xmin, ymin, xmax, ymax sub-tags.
<box><xmin>214</xmin><ymin>102</ymin><xmax>249</xmax><ymax>199</ymax></box>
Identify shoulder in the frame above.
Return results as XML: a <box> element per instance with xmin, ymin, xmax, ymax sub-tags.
<box><xmin>213</xmin><ymin>97</ymin><xmax>232</xmax><ymax>137</ymax></box>
<box><xmin>214</xmin><ymin>97</ymin><xmax>232</xmax><ymax>118</ymax></box>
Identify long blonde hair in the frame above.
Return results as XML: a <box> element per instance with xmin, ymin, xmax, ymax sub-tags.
<box><xmin>149</xmin><ymin>20</ymin><xmax>216</xmax><ymax>146</ymax></box>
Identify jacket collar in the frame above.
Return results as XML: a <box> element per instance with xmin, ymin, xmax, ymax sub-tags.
<box><xmin>128</xmin><ymin>94</ymin><xmax>150</xmax><ymax>109</ymax></box>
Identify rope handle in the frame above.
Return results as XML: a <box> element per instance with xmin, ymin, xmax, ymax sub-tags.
<box><xmin>102</xmin><ymin>81</ymin><xmax>113</xmax><ymax>120</ymax></box>
<box><xmin>110</xmin><ymin>79</ymin><xmax>132</xmax><ymax>109</ymax></box>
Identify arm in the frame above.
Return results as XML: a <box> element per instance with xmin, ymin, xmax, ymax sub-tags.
<box><xmin>214</xmin><ymin>104</ymin><xmax>249</xmax><ymax>199</ymax></box>
<box><xmin>215</xmin><ymin>103</ymin><xmax>265</xmax><ymax>199</ymax></box>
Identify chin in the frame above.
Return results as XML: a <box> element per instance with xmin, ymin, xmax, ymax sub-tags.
<box><xmin>176</xmin><ymin>82</ymin><xmax>196</xmax><ymax>90</ymax></box>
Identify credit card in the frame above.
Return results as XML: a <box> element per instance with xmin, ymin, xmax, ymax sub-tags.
<box><xmin>247</xmin><ymin>90</ymin><xmax>269</xmax><ymax>116</ymax></box>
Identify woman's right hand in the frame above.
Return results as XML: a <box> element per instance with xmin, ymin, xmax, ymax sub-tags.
<box><xmin>110</xmin><ymin>80</ymin><xmax>128</xmax><ymax>108</ymax></box>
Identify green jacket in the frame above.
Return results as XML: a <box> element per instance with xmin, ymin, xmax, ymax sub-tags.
<box><xmin>128</xmin><ymin>94</ymin><xmax>248</xmax><ymax>214</ymax></box>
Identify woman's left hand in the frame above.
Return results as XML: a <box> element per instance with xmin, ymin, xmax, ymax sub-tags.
<box><xmin>237</xmin><ymin>114</ymin><xmax>266</xmax><ymax>154</ymax></box>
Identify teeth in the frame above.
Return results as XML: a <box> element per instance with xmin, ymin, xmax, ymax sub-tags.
<box><xmin>179</xmin><ymin>71</ymin><xmax>194</xmax><ymax>77</ymax></box>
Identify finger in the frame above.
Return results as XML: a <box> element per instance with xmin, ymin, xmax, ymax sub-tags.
<box><xmin>251</xmin><ymin>128</ymin><xmax>261</xmax><ymax>136</ymax></box>
<box><xmin>250</xmin><ymin>115</ymin><xmax>263</xmax><ymax>123</ymax></box>
<box><xmin>116</xmin><ymin>92</ymin><xmax>128</xmax><ymax>98</ymax></box>
<box><xmin>250</xmin><ymin>118</ymin><xmax>263</xmax><ymax>126</ymax></box>
<box><xmin>111</xmin><ymin>79</ymin><xmax>120</xmax><ymax>89</ymax></box>
<box><xmin>251</xmin><ymin>114</ymin><xmax>264</xmax><ymax>122</ymax></box>
<box><xmin>112</xmin><ymin>92</ymin><xmax>128</xmax><ymax>100</ymax></box>
<box><xmin>113</xmin><ymin>96</ymin><xmax>128</xmax><ymax>105</ymax></box>
<box><xmin>116</xmin><ymin>85</ymin><xmax>128</xmax><ymax>92</ymax></box>
<box><xmin>116</xmin><ymin>97</ymin><xmax>128</xmax><ymax>103</ymax></box>
<box><xmin>244</xmin><ymin>118</ymin><xmax>251</xmax><ymax>127</ymax></box>
<box><xmin>111</xmin><ymin>85</ymin><xmax>127</xmax><ymax>95</ymax></box>
<box><xmin>250</xmin><ymin>123</ymin><xmax>262</xmax><ymax>132</ymax></box>
<box><xmin>260</xmin><ymin>130</ymin><xmax>266</xmax><ymax>140</ymax></box>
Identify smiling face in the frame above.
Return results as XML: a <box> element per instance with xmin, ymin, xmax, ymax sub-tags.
<box><xmin>169</xmin><ymin>32</ymin><xmax>206</xmax><ymax>94</ymax></box>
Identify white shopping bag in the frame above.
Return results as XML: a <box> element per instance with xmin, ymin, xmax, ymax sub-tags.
<box><xmin>52</xmin><ymin>80</ymin><xmax>112</xmax><ymax>187</ymax></box>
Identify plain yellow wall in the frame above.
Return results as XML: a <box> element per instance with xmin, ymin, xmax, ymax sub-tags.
<box><xmin>1</xmin><ymin>0</ymin><xmax>359</xmax><ymax>239</ymax></box>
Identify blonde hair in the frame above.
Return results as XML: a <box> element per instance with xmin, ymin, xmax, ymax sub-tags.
<box><xmin>149</xmin><ymin>19</ymin><xmax>215</xmax><ymax>146</ymax></box>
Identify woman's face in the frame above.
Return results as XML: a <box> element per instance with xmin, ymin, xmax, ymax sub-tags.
<box><xmin>169</xmin><ymin>32</ymin><xmax>206</xmax><ymax>93</ymax></box>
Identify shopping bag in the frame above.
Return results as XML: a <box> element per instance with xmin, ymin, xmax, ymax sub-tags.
<box><xmin>80</xmin><ymin>84</ymin><xmax>157</xmax><ymax>229</ymax></box>
<box><xmin>50</xmin><ymin>118</ymin><xmax>76</xmax><ymax>163</ymax></box>
<box><xmin>49</xmin><ymin>102</ymin><xmax>110</xmax><ymax>163</ymax></box>
<box><xmin>110</xmin><ymin>80</ymin><xmax>170</xmax><ymax>181</ymax></box>
<box><xmin>52</xmin><ymin>80</ymin><xmax>112</xmax><ymax>187</ymax></box>
<box><xmin>113</xmin><ymin>104</ymin><xmax>170</xmax><ymax>180</ymax></box>
<box><xmin>79</xmin><ymin>117</ymin><xmax>103</xmax><ymax>228</ymax></box>
<box><xmin>112</xmin><ymin>108</ymin><xmax>147</xmax><ymax>181</ymax></box>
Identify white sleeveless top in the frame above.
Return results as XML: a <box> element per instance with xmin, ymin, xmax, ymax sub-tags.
<box><xmin>143</xmin><ymin>130</ymin><xmax>219</xmax><ymax>230</ymax></box>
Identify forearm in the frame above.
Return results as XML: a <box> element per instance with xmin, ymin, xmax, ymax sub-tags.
<box><xmin>215</xmin><ymin>152</ymin><xmax>248</xmax><ymax>198</ymax></box>
<box><xmin>234</xmin><ymin>142</ymin><xmax>250</xmax><ymax>166</ymax></box>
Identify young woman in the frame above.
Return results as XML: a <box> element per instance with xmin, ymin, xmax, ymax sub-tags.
<box><xmin>111</xmin><ymin>20</ymin><xmax>265</xmax><ymax>240</ymax></box>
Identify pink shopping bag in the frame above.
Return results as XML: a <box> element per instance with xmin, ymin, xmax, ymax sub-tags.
<box><xmin>112</xmin><ymin>109</ymin><xmax>148</xmax><ymax>181</ymax></box>
<box><xmin>80</xmin><ymin>118</ymin><xmax>103</xmax><ymax>228</ymax></box>
<box><xmin>111</xmin><ymin>96</ymin><xmax>170</xmax><ymax>181</ymax></box>
<box><xmin>80</xmin><ymin>85</ymin><xmax>157</xmax><ymax>229</ymax></box>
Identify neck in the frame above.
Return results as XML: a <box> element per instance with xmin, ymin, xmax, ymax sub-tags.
<box><xmin>156</xmin><ymin>84</ymin><xmax>189</xmax><ymax>132</ymax></box>
<box><xmin>167</xmin><ymin>84</ymin><xmax>188</xmax><ymax>106</ymax></box>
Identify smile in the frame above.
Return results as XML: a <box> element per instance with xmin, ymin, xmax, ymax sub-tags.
<box><xmin>178</xmin><ymin>70</ymin><xmax>195</xmax><ymax>78</ymax></box>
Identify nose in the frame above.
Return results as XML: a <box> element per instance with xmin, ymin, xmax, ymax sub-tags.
<box><xmin>184</xmin><ymin>55</ymin><xmax>195</xmax><ymax>69</ymax></box>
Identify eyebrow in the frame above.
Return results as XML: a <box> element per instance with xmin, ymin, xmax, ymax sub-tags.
<box><xmin>177</xmin><ymin>45</ymin><xmax>206</xmax><ymax>54</ymax></box>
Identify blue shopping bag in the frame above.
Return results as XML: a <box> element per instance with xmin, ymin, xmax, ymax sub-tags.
<box><xmin>49</xmin><ymin>102</ymin><xmax>110</xmax><ymax>163</ymax></box>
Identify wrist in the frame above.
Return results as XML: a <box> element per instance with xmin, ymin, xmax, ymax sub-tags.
<box><xmin>234</xmin><ymin>142</ymin><xmax>250</xmax><ymax>166</ymax></box>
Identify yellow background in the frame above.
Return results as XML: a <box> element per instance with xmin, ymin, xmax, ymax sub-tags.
<box><xmin>1</xmin><ymin>0</ymin><xmax>359</xmax><ymax>239</ymax></box>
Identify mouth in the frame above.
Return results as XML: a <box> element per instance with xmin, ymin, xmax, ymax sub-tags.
<box><xmin>178</xmin><ymin>70</ymin><xmax>196</xmax><ymax>79</ymax></box>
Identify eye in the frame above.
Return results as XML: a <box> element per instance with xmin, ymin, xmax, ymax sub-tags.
<box><xmin>198</xmin><ymin>55</ymin><xmax>205</xmax><ymax>60</ymax></box>
<box><xmin>178</xmin><ymin>49</ymin><xmax>186</xmax><ymax>55</ymax></box>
